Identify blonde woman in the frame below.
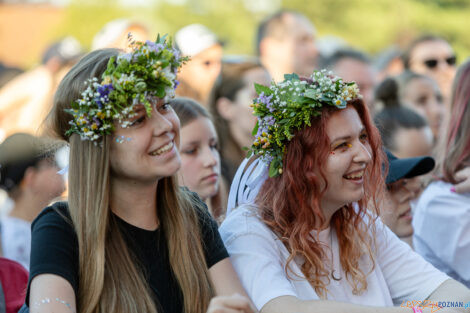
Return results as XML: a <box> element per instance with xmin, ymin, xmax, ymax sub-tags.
<box><xmin>24</xmin><ymin>37</ymin><xmax>255</xmax><ymax>313</ymax></box>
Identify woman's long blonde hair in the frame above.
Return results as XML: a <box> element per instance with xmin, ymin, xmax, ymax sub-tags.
<box><xmin>50</xmin><ymin>49</ymin><xmax>213</xmax><ymax>313</ymax></box>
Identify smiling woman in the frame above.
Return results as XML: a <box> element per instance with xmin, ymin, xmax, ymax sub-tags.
<box><xmin>22</xmin><ymin>37</ymin><xmax>256</xmax><ymax>313</ymax></box>
<box><xmin>219</xmin><ymin>71</ymin><xmax>470</xmax><ymax>313</ymax></box>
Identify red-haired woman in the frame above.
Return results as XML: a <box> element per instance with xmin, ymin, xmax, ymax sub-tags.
<box><xmin>220</xmin><ymin>71</ymin><xmax>470</xmax><ymax>313</ymax></box>
<box><xmin>413</xmin><ymin>59</ymin><xmax>470</xmax><ymax>289</ymax></box>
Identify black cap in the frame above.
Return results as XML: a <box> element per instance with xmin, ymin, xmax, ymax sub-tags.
<box><xmin>385</xmin><ymin>149</ymin><xmax>435</xmax><ymax>184</ymax></box>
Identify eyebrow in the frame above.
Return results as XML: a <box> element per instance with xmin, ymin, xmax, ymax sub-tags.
<box><xmin>330</xmin><ymin>126</ymin><xmax>366</xmax><ymax>143</ymax></box>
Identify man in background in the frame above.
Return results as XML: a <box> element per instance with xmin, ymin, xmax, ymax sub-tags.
<box><xmin>256</xmin><ymin>10</ymin><xmax>319</xmax><ymax>82</ymax></box>
<box><xmin>322</xmin><ymin>48</ymin><xmax>377</xmax><ymax>114</ymax></box>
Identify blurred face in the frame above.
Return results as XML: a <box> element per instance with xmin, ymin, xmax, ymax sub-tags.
<box><xmin>110</xmin><ymin>99</ymin><xmax>181</xmax><ymax>184</ymax></box>
<box><xmin>408</xmin><ymin>40</ymin><xmax>456</xmax><ymax>98</ymax></box>
<box><xmin>333</xmin><ymin>58</ymin><xmax>376</xmax><ymax>114</ymax></box>
<box><xmin>230</xmin><ymin>67</ymin><xmax>271</xmax><ymax>148</ymax></box>
<box><xmin>391</xmin><ymin>127</ymin><xmax>433</xmax><ymax>159</ymax></box>
<box><xmin>321</xmin><ymin>107</ymin><xmax>372</xmax><ymax>216</ymax></box>
<box><xmin>401</xmin><ymin>77</ymin><xmax>445</xmax><ymax>138</ymax></box>
<box><xmin>178</xmin><ymin>44</ymin><xmax>223</xmax><ymax>100</ymax></box>
<box><xmin>269</xmin><ymin>14</ymin><xmax>317</xmax><ymax>77</ymax></box>
<box><xmin>30</xmin><ymin>157</ymin><xmax>65</xmax><ymax>201</ymax></box>
<box><xmin>119</xmin><ymin>25</ymin><xmax>149</xmax><ymax>51</ymax></box>
<box><xmin>178</xmin><ymin>117</ymin><xmax>220</xmax><ymax>200</ymax></box>
<box><xmin>382</xmin><ymin>177</ymin><xmax>421</xmax><ymax>238</ymax></box>
<box><xmin>289</xmin><ymin>16</ymin><xmax>318</xmax><ymax>76</ymax></box>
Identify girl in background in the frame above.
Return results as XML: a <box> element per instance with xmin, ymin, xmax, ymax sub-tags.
<box><xmin>374</xmin><ymin>77</ymin><xmax>434</xmax><ymax>158</ymax></box>
<box><xmin>209</xmin><ymin>61</ymin><xmax>270</xmax><ymax>184</ymax></box>
<box><xmin>171</xmin><ymin>97</ymin><xmax>225</xmax><ymax>221</ymax></box>
<box><xmin>394</xmin><ymin>70</ymin><xmax>445</xmax><ymax>140</ymax></box>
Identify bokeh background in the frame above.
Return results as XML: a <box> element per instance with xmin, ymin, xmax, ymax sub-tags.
<box><xmin>1</xmin><ymin>0</ymin><xmax>469</xmax><ymax>69</ymax></box>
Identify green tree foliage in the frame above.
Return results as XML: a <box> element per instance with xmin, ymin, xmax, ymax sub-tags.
<box><xmin>58</xmin><ymin>0</ymin><xmax>470</xmax><ymax>63</ymax></box>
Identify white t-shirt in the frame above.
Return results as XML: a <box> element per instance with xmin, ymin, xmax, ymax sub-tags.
<box><xmin>219</xmin><ymin>205</ymin><xmax>449</xmax><ymax>310</ymax></box>
<box><xmin>0</xmin><ymin>216</ymin><xmax>31</xmax><ymax>270</ymax></box>
<box><xmin>413</xmin><ymin>180</ymin><xmax>470</xmax><ymax>288</ymax></box>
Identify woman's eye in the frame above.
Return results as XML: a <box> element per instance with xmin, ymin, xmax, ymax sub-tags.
<box><xmin>183</xmin><ymin>148</ymin><xmax>197</xmax><ymax>155</ymax></box>
<box><xmin>360</xmin><ymin>133</ymin><xmax>368</xmax><ymax>141</ymax></box>
<box><xmin>334</xmin><ymin>142</ymin><xmax>348</xmax><ymax>150</ymax></box>
<box><xmin>210</xmin><ymin>142</ymin><xmax>219</xmax><ymax>151</ymax></box>
<box><xmin>417</xmin><ymin>96</ymin><xmax>427</xmax><ymax>105</ymax></box>
<box><xmin>130</xmin><ymin>116</ymin><xmax>145</xmax><ymax>126</ymax></box>
<box><xmin>161</xmin><ymin>103</ymin><xmax>172</xmax><ymax>111</ymax></box>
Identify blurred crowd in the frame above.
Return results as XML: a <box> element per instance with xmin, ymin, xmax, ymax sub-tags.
<box><xmin>1</xmin><ymin>10</ymin><xmax>469</xmax><ymax>312</ymax></box>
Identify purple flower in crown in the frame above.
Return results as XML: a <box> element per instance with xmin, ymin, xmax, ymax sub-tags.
<box><xmin>145</xmin><ymin>40</ymin><xmax>164</xmax><ymax>54</ymax></box>
<box><xmin>172</xmin><ymin>48</ymin><xmax>181</xmax><ymax>62</ymax></box>
<box><xmin>119</xmin><ymin>53</ymin><xmax>132</xmax><ymax>63</ymax></box>
<box><xmin>174</xmin><ymin>80</ymin><xmax>180</xmax><ymax>90</ymax></box>
<box><xmin>95</xmin><ymin>84</ymin><xmax>113</xmax><ymax>109</ymax></box>
<box><xmin>257</xmin><ymin>92</ymin><xmax>275</xmax><ymax>112</ymax></box>
<box><xmin>264</xmin><ymin>115</ymin><xmax>275</xmax><ymax>126</ymax></box>
<box><xmin>93</xmin><ymin>117</ymin><xmax>102</xmax><ymax>127</ymax></box>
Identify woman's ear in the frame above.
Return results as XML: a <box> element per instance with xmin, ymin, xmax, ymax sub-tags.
<box><xmin>216</xmin><ymin>97</ymin><xmax>235</xmax><ymax>121</ymax></box>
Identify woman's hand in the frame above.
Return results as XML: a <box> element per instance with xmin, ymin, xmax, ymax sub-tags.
<box><xmin>207</xmin><ymin>294</ymin><xmax>258</xmax><ymax>313</ymax></box>
<box><xmin>452</xmin><ymin>167</ymin><xmax>470</xmax><ymax>193</ymax></box>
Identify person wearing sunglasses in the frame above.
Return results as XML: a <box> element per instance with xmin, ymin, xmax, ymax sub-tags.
<box><xmin>402</xmin><ymin>34</ymin><xmax>457</xmax><ymax>105</ymax></box>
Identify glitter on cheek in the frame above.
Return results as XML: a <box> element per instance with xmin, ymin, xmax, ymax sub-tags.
<box><xmin>115</xmin><ymin>135</ymin><xmax>133</xmax><ymax>143</ymax></box>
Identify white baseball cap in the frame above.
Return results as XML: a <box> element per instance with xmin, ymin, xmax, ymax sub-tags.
<box><xmin>175</xmin><ymin>24</ymin><xmax>222</xmax><ymax>57</ymax></box>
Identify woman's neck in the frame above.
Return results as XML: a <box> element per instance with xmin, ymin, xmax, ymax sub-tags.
<box><xmin>110</xmin><ymin>178</ymin><xmax>159</xmax><ymax>231</ymax></box>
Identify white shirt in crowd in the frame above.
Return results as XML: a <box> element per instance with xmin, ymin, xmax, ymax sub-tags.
<box><xmin>413</xmin><ymin>180</ymin><xmax>470</xmax><ymax>288</ymax></box>
<box><xmin>0</xmin><ymin>216</ymin><xmax>31</xmax><ymax>270</ymax></box>
<box><xmin>220</xmin><ymin>205</ymin><xmax>449</xmax><ymax>311</ymax></box>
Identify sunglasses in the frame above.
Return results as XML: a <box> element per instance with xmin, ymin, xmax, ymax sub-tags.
<box><xmin>423</xmin><ymin>56</ymin><xmax>456</xmax><ymax>69</ymax></box>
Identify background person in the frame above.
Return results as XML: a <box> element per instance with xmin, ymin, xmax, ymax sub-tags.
<box><xmin>175</xmin><ymin>24</ymin><xmax>224</xmax><ymax>106</ymax></box>
<box><xmin>0</xmin><ymin>37</ymin><xmax>83</xmax><ymax>140</ymax></box>
<box><xmin>381</xmin><ymin>150</ymin><xmax>435</xmax><ymax>246</ymax></box>
<box><xmin>322</xmin><ymin>48</ymin><xmax>377</xmax><ymax>114</ymax></box>
<box><xmin>171</xmin><ymin>97</ymin><xmax>225</xmax><ymax>221</ymax></box>
<box><xmin>402</xmin><ymin>34</ymin><xmax>456</xmax><ymax>105</ymax></box>
<box><xmin>91</xmin><ymin>19</ymin><xmax>150</xmax><ymax>51</ymax></box>
<box><xmin>25</xmin><ymin>39</ymin><xmax>255</xmax><ymax>313</ymax></box>
<box><xmin>394</xmin><ymin>71</ymin><xmax>445</xmax><ymax>140</ymax></box>
<box><xmin>0</xmin><ymin>133</ymin><xmax>65</xmax><ymax>269</ymax></box>
<box><xmin>256</xmin><ymin>10</ymin><xmax>318</xmax><ymax>82</ymax></box>
<box><xmin>209</xmin><ymin>61</ymin><xmax>270</xmax><ymax>185</ymax></box>
<box><xmin>413</xmin><ymin>59</ymin><xmax>470</xmax><ymax>289</ymax></box>
<box><xmin>219</xmin><ymin>71</ymin><xmax>470</xmax><ymax>313</ymax></box>
<box><xmin>374</xmin><ymin>78</ymin><xmax>434</xmax><ymax>158</ymax></box>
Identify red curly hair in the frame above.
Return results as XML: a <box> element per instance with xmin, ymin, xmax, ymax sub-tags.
<box><xmin>255</xmin><ymin>98</ymin><xmax>386</xmax><ymax>298</ymax></box>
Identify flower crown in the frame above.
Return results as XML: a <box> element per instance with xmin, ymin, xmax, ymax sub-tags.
<box><xmin>247</xmin><ymin>70</ymin><xmax>361</xmax><ymax>177</ymax></box>
<box><xmin>65</xmin><ymin>34</ymin><xmax>187</xmax><ymax>142</ymax></box>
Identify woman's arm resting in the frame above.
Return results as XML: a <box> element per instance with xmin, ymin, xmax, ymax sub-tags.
<box><xmin>208</xmin><ymin>257</ymin><xmax>257</xmax><ymax>312</ymax></box>
<box><xmin>261</xmin><ymin>296</ymin><xmax>413</xmax><ymax>313</ymax></box>
<box><xmin>29</xmin><ymin>274</ymin><xmax>76</xmax><ymax>313</ymax></box>
<box><xmin>426</xmin><ymin>279</ymin><xmax>470</xmax><ymax>312</ymax></box>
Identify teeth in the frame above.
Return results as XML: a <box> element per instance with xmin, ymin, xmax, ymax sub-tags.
<box><xmin>345</xmin><ymin>171</ymin><xmax>364</xmax><ymax>179</ymax></box>
<box><xmin>150</xmin><ymin>141</ymin><xmax>173</xmax><ymax>156</ymax></box>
